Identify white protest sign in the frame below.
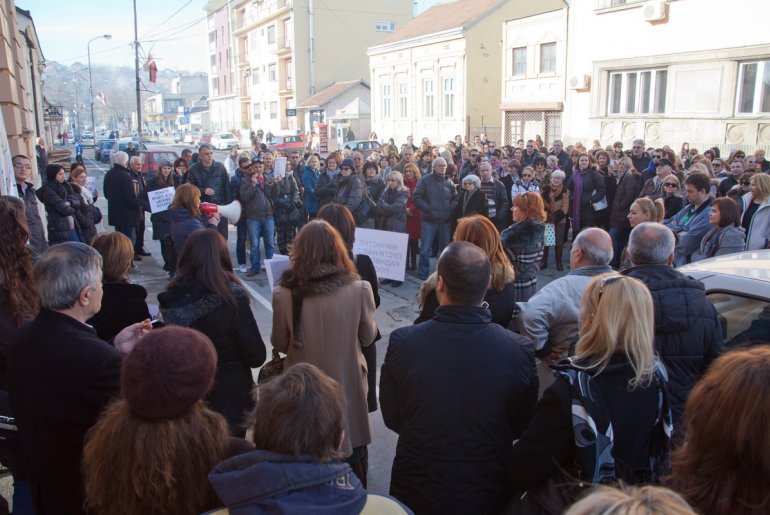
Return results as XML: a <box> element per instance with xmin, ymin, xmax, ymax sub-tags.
<box><xmin>148</xmin><ymin>187</ymin><xmax>175</xmax><ymax>213</ymax></box>
<box><xmin>273</xmin><ymin>156</ymin><xmax>287</xmax><ymax>178</ymax></box>
<box><xmin>265</xmin><ymin>254</ymin><xmax>291</xmax><ymax>291</ymax></box>
<box><xmin>85</xmin><ymin>176</ymin><xmax>97</xmax><ymax>196</ymax></box>
<box><xmin>353</xmin><ymin>228</ymin><xmax>409</xmax><ymax>281</ymax></box>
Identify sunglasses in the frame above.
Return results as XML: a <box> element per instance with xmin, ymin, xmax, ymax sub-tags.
<box><xmin>340</xmin><ymin>166</ymin><xmax>352</xmax><ymax>171</ymax></box>
<box><xmin>741</xmin><ymin>181</ymin><xmax>751</xmax><ymax>186</ymax></box>
<box><xmin>598</xmin><ymin>275</ymin><xmax>629</xmax><ymax>302</ymax></box>
<box><xmin>522</xmin><ymin>174</ymin><xmax>532</xmax><ymax>178</ymax></box>
<box><xmin>663</xmin><ymin>183</ymin><xmax>678</xmax><ymax>187</ymax></box>
<box><xmin>712</xmin><ymin>162</ymin><xmax>722</xmax><ymax>167</ymax></box>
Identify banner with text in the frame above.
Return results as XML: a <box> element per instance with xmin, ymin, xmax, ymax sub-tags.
<box><xmin>148</xmin><ymin>187</ymin><xmax>175</xmax><ymax>213</ymax></box>
<box><xmin>353</xmin><ymin>228</ymin><xmax>408</xmax><ymax>281</ymax></box>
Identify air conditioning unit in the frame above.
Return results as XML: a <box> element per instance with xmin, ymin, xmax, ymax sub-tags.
<box><xmin>569</xmin><ymin>74</ymin><xmax>591</xmax><ymax>91</ymax></box>
<box><xmin>643</xmin><ymin>1</ymin><xmax>668</xmax><ymax>22</ymax></box>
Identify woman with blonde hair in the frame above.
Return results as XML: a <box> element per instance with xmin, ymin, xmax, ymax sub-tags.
<box><xmin>416</xmin><ymin>215</ymin><xmax>517</xmax><ymax>327</ymax></box>
<box><xmin>566</xmin><ymin>484</ymin><xmax>696</xmax><ymax>515</ymax></box>
<box><xmin>508</xmin><ymin>274</ymin><xmax>672</xmax><ymax>512</ymax></box>
<box><xmin>668</xmin><ymin>346</ymin><xmax>770</xmax><ymax>515</ymax></box>
<box><xmin>660</xmin><ymin>174</ymin><xmax>684</xmax><ymax>219</ymax></box>
<box><xmin>271</xmin><ymin>220</ymin><xmax>377</xmax><ymax>485</ymax></box>
<box><xmin>501</xmin><ymin>192</ymin><xmax>546</xmax><ymax>303</ymax></box>
<box><xmin>616</xmin><ymin>198</ymin><xmax>666</xmax><ymax>270</ymax></box>
<box><xmin>740</xmin><ymin>173</ymin><xmax>770</xmax><ymax>250</ymax></box>
<box><xmin>403</xmin><ymin>163</ymin><xmax>422</xmax><ymax>271</ymax></box>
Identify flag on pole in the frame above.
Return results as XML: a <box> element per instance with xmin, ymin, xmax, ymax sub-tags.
<box><xmin>147</xmin><ymin>54</ymin><xmax>158</xmax><ymax>84</ymax></box>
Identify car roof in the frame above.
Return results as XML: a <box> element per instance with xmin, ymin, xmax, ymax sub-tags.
<box><xmin>679</xmin><ymin>250</ymin><xmax>770</xmax><ymax>284</ymax></box>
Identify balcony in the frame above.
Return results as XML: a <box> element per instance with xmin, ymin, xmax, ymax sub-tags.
<box><xmin>279</xmin><ymin>77</ymin><xmax>293</xmax><ymax>96</ymax></box>
<box><xmin>274</xmin><ymin>38</ymin><xmax>292</xmax><ymax>57</ymax></box>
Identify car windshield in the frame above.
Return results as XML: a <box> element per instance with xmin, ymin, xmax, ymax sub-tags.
<box><xmin>219</xmin><ymin>134</ymin><xmax>233</xmax><ymax>139</ymax></box>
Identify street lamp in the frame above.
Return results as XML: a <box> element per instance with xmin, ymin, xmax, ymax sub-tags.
<box><xmin>87</xmin><ymin>34</ymin><xmax>112</xmax><ymax>135</ymax></box>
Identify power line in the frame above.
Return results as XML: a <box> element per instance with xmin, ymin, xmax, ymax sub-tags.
<box><xmin>140</xmin><ymin>0</ymin><xmax>195</xmax><ymax>40</ymax></box>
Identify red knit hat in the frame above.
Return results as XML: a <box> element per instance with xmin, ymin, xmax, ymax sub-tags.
<box><xmin>121</xmin><ymin>326</ymin><xmax>218</xmax><ymax>420</ymax></box>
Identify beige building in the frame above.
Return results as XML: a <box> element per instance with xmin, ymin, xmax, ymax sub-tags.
<box><xmin>230</xmin><ymin>0</ymin><xmax>412</xmax><ymax>137</ymax></box>
<box><xmin>503</xmin><ymin>0</ymin><xmax>770</xmax><ymax>153</ymax></box>
<box><xmin>1</xmin><ymin>3</ymin><xmax>45</xmax><ymax>193</ymax></box>
<box><xmin>368</xmin><ymin>0</ymin><xmax>564</xmax><ymax>146</ymax></box>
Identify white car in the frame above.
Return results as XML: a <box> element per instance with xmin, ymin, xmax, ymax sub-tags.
<box><xmin>680</xmin><ymin>250</ymin><xmax>770</xmax><ymax>347</ymax></box>
<box><xmin>211</xmin><ymin>133</ymin><xmax>239</xmax><ymax>150</ymax></box>
<box><xmin>81</xmin><ymin>133</ymin><xmax>95</xmax><ymax>147</ymax></box>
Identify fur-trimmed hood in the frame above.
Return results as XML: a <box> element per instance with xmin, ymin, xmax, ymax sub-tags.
<box><xmin>158</xmin><ymin>282</ymin><xmax>249</xmax><ymax>327</ymax></box>
<box><xmin>279</xmin><ymin>263</ymin><xmax>358</xmax><ymax>298</ymax></box>
<box><xmin>500</xmin><ymin>220</ymin><xmax>546</xmax><ymax>252</ymax></box>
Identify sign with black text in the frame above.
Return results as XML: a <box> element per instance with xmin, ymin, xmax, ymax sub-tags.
<box><xmin>352</xmin><ymin>228</ymin><xmax>408</xmax><ymax>281</ymax></box>
<box><xmin>148</xmin><ymin>187</ymin><xmax>175</xmax><ymax>213</ymax></box>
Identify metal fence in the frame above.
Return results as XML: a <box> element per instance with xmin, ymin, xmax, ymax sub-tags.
<box><xmin>503</xmin><ymin>111</ymin><xmax>562</xmax><ymax>148</ymax></box>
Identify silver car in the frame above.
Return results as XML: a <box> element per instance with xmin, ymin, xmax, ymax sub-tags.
<box><xmin>680</xmin><ymin>250</ymin><xmax>770</xmax><ymax>347</ymax></box>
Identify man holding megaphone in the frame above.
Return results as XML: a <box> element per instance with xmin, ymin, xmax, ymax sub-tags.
<box><xmin>186</xmin><ymin>144</ymin><xmax>232</xmax><ymax>240</ymax></box>
<box><xmin>240</xmin><ymin>157</ymin><xmax>279</xmax><ymax>277</ymax></box>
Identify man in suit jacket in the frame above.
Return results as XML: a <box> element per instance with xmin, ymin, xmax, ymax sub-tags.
<box><xmin>8</xmin><ymin>243</ymin><xmax>147</xmax><ymax>514</ymax></box>
<box><xmin>103</xmin><ymin>150</ymin><xmax>141</xmax><ymax>246</ymax></box>
<box><xmin>380</xmin><ymin>242</ymin><xmax>538</xmax><ymax>515</ymax></box>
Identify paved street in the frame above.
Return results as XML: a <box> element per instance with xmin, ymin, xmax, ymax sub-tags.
<box><xmin>69</xmin><ymin>140</ymin><xmax>571</xmax><ymax>495</ymax></box>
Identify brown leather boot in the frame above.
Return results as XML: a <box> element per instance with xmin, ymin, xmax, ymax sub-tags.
<box><xmin>555</xmin><ymin>246</ymin><xmax>564</xmax><ymax>271</ymax></box>
<box><xmin>540</xmin><ymin>247</ymin><xmax>549</xmax><ymax>269</ymax></box>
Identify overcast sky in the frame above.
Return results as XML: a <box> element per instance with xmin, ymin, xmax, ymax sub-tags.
<box><xmin>18</xmin><ymin>0</ymin><xmax>446</xmax><ymax>72</ymax></box>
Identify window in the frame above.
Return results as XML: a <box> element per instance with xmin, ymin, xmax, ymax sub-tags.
<box><xmin>381</xmin><ymin>83</ymin><xmax>391</xmax><ymax>118</ymax></box>
<box><xmin>252</xmin><ymin>68</ymin><xmax>259</xmax><ymax>84</ymax></box>
<box><xmin>737</xmin><ymin>61</ymin><xmax>770</xmax><ymax>114</ymax></box>
<box><xmin>375</xmin><ymin>20</ymin><xmax>396</xmax><ymax>32</ymax></box>
<box><xmin>253</xmin><ymin>103</ymin><xmax>261</xmax><ymax>120</ymax></box>
<box><xmin>540</xmin><ymin>42</ymin><xmax>556</xmax><ymax>73</ymax></box>
<box><xmin>250</xmin><ymin>32</ymin><xmax>258</xmax><ymax>50</ymax></box>
<box><xmin>443</xmin><ymin>77</ymin><xmax>455</xmax><ymax>118</ymax></box>
<box><xmin>398</xmin><ymin>81</ymin><xmax>408</xmax><ymax>118</ymax></box>
<box><xmin>270</xmin><ymin>101</ymin><xmax>278</xmax><ymax>119</ymax></box>
<box><xmin>267</xmin><ymin>24</ymin><xmax>276</xmax><ymax>44</ymax></box>
<box><xmin>512</xmin><ymin>47</ymin><xmax>526</xmax><ymax>76</ymax></box>
<box><xmin>423</xmin><ymin>79</ymin><xmax>435</xmax><ymax>118</ymax></box>
<box><xmin>608</xmin><ymin>69</ymin><xmax>667</xmax><ymax>114</ymax></box>
<box><xmin>268</xmin><ymin>63</ymin><xmax>277</xmax><ymax>82</ymax></box>
<box><xmin>707</xmin><ymin>291</ymin><xmax>770</xmax><ymax>345</ymax></box>
<box><xmin>285</xmin><ymin>59</ymin><xmax>293</xmax><ymax>90</ymax></box>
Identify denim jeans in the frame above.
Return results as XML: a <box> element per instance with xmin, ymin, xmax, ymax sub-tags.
<box><xmin>418</xmin><ymin>220</ymin><xmax>450</xmax><ymax>279</ymax></box>
<box><xmin>246</xmin><ymin>217</ymin><xmax>275</xmax><ymax>271</ymax></box>
<box><xmin>608</xmin><ymin>226</ymin><xmax>630</xmax><ymax>268</ymax></box>
<box><xmin>114</xmin><ymin>225</ymin><xmax>136</xmax><ymax>247</ymax></box>
<box><xmin>235</xmin><ymin>218</ymin><xmax>248</xmax><ymax>266</ymax></box>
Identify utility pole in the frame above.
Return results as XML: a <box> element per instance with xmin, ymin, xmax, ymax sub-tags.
<box><xmin>134</xmin><ymin>0</ymin><xmax>142</xmax><ymax>141</ymax></box>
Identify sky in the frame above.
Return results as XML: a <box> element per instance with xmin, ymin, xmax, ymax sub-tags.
<box><xmin>17</xmin><ymin>0</ymin><xmax>448</xmax><ymax>73</ymax></box>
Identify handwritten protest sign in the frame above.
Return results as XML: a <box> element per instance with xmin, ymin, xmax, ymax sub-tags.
<box><xmin>148</xmin><ymin>187</ymin><xmax>175</xmax><ymax>213</ymax></box>
<box><xmin>274</xmin><ymin>156</ymin><xmax>287</xmax><ymax>178</ymax></box>
<box><xmin>85</xmin><ymin>176</ymin><xmax>97</xmax><ymax>196</ymax></box>
<box><xmin>352</xmin><ymin>228</ymin><xmax>408</xmax><ymax>281</ymax></box>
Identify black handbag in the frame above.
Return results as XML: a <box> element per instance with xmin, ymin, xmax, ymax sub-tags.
<box><xmin>92</xmin><ymin>204</ymin><xmax>103</xmax><ymax>224</ymax></box>
<box><xmin>257</xmin><ymin>350</ymin><xmax>285</xmax><ymax>384</ymax></box>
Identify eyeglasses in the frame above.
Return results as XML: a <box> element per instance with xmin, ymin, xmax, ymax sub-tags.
<box><xmin>663</xmin><ymin>183</ymin><xmax>678</xmax><ymax>188</ymax></box>
<box><xmin>712</xmin><ymin>162</ymin><xmax>722</xmax><ymax>167</ymax></box>
<box><xmin>598</xmin><ymin>275</ymin><xmax>629</xmax><ymax>302</ymax></box>
<box><xmin>340</xmin><ymin>166</ymin><xmax>352</xmax><ymax>171</ymax></box>
<box><xmin>653</xmin><ymin>155</ymin><xmax>663</xmax><ymax>160</ymax></box>
<box><xmin>740</xmin><ymin>181</ymin><xmax>751</xmax><ymax>186</ymax></box>
<box><xmin>13</xmin><ymin>163</ymin><xmax>31</xmax><ymax>169</ymax></box>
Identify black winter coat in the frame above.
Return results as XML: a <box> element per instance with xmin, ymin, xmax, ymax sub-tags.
<box><xmin>9</xmin><ymin>309</ymin><xmax>122</xmax><ymax>515</ymax></box>
<box><xmin>455</xmin><ymin>187</ymin><xmax>489</xmax><ymax>222</ymax></box>
<box><xmin>169</xmin><ymin>208</ymin><xmax>215</xmax><ymax>256</ymax></box>
<box><xmin>70</xmin><ymin>183</ymin><xmax>98</xmax><ymax>245</ymax></box>
<box><xmin>380</xmin><ymin>306</ymin><xmax>538</xmax><ymax>515</ymax></box>
<box><xmin>16</xmin><ymin>182</ymin><xmax>47</xmax><ymax>255</ymax></box>
<box><xmin>103</xmin><ymin>164</ymin><xmax>141</xmax><ymax>227</ymax></box>
<box><xmin>86</xmin><ymin>282</ymin><xmax>150</xmax><ymax>341</ymax></box>
<box><xmin>144</xmin><ymin>174</ymin><xmax>181</xmax><ymax>240</ymax></box>
<box><xmin>622</xmin><ymin>265</ymin><xmax>722</xmax><ymax>426</ymax></box>
<box><xmin>566</xmin><ymin>168</ymin><xmax>607</xmax><ymax>230</ymax></box>
<box><xmin>36</xmin><ymin>179</ymin><xmax>79</xmax><ymax>244</ymax></box>
<box><xmin>509</xmin><ymin>356</ymin><xmax>663</xmax><ymax>493</ymax></box>
<box><xmin>158</xmin><ymin>282</ymin><xmax>266</xmax><ymax>435</ymax></box>
<box><xmin>186</xmin><ymin>161</ymin><xmax>232</xmax><ymax>204</ymax></box>
<box><xmin>377</xmin><ymin>187</ymin><xmax>408</xmax><ymax>233</ymax></box>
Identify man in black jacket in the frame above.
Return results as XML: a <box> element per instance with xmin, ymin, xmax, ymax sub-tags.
<box><xmin>622</xmin><ymin>222</ymin><xmax>722</xmax><ymax>428</ymax></box>
<box><xmin>8</xmin><ymin>243</ymin><xmax>146</xmax><ymax>515</ymax></box>
<box><xmin>103</xmin><ymin>151</ymin><xmax>141</xmax><ymax>246</ymax></box>
<box><xmin>380</xmin><ymin>242</ymin><xmax>538</xmax><ymax>515</ymax></box>
<box><xmin>187</xmin><ymin>143</ymin><xmax>232</xmax><ymax>240</ymax></box>
<box><xmin>13</xmin><ymin>154</ymin><xmax>47</xmax><ymax>255</ymax></box>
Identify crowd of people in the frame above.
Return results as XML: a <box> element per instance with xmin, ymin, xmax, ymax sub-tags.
<box><xmin>1</xmin><ymin>131</ymin><xmax>769</xmax><ymax>515</ymax></box>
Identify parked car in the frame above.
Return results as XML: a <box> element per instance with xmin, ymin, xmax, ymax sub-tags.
<box><xmin>183</xmin><ymin>132</ymin><xmax>197</xmax><ymax>144</ymax></box>
<box><xmin>81</xmin><ymin>133</ymin><xmax>95</xmax><ymax>148</ymax></box>
<box><xmin>267</xmin><ymin>133</ymin><xmax>306</xmax><ymax>153</ymax></box>
<box><xmin>94</xmin><ymin>139</ymin><xmax>116</xmax><ymax>161</ymax></box>
<box><xmin>211</xmin><ymin>133</ymin><xmax>239</xmax><ymax>150</ymax></box>
<box><xmin>198</xmin><ymin>132</ymin><xmax>212</xmax><ymax>145</ymax></box>
<box><xmin>101</xmin><ymin>140</ymin><xmax>148</xmax><ymax>163</ymax></box>
<box><xmin>343</xmin><ymin>140</ymin><xmax>382</xmax><ymax>158</ymax></box>
<box><xmin>138</xmin><ymin>150</ymin><xmax>180</xmax><ymax>174</ymax></box>
<box><xmin>679</xmin><ymin>250</ymin><xmax>770</xmax><ymax>347</ymax></box>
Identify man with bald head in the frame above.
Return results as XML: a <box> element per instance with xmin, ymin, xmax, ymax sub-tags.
<box><xmin>517</xmin><ymin>228</ymin><xmax>614</xmax><ymax>393</ymax></box>
<box><xmin>380</xmin><ymin>241</ymin><xmax>537</xmax><ymax>514</ymax></box>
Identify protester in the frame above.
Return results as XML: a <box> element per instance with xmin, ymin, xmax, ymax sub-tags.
<box><xmin>540</xmin><ymin>169</ymin><xmax>570</xmax><ymax>270</ymax></box>
<box><xmin>158</xmin><ymin>230</ymin><xmax>266</xmax><ymax>435</ymax></box>
<box><xmin>83</xmin><ymin>326</ymin><xmax>251</xmax><ymax>515</ymax></box>
<box><xmin>416</xmin><ymin>215</ymin><xmax>517</xmax><ymax>328</ymax></box>
<box><xmin>501</xmin><ymin>192</ymin><xmax>546</xmax><ymax>304</ymax></box>
<box><xmin>565</xmin><ymin>485</ymin><xmax>696</xmax><ymax>515</ymax></box>
<box><xmin>660</xmin><ymin>174</ymin><xmax>685</xmax><ymax>219</ymax></box>
<box><xmin>664</xmin><ymin>173</ymin><xmax>714</xmax><ymax>265</ymax></box>
<box><xmin>209</xmin><ymin>364</ymin><xmax>376</xmax><ymax>514</ymax></box>
<box><xmin>271</xmin><ymin>220</ymin><xmax>377</xmax><ymax>484</ymax></box>
<box><xmin>622</xmin><ymin>223</ymin><xmax>722</xmax><ymax>426</ymax></box>
<box><xmin>363</xmin><ymin>160</ymin><xmax>386</xmax><ymax>229</ymax></box>
<box><xmin>607</xmin><ymin>157</ymin><xmax>640</xmax><ymax>269</ymax></box>
<box><xmin>403</xmin><ymin>163</ymin><xmax>422</xmax><ymax>271</ymax></box>
<box><xmin>37</xmin><ymin>163</ymin><xmax>81</xmax><ymax>244</ymax></box>
<box><xmin>274</xmin><ymin>163</ymin><xmax>301</xmax><ymax>255</ymax></box>
<box><xmin>566</xmin><ymin>153</ymin><xmax>606</xmax><ymax>234</ymax></box>
<box><xmin>186</xmin><ymin>144</ymin><xmax>232</xmax><ymax>239</ymax></box>
<box><xmin>143</xmin><ymin>159</ymin><xmax>180</xmax><ymax>275</ymax></box>
<box><xmin>169</xmin><ymin>183</ymin><xmax>221</xmax><ymax>255</ymax></box>
<box><xmin>377</xmin><ymin>171</ymin><xmax>409</xmax><ymax>286</ymax></box>
<box><xmin>104</xmin><ymin>151</ymin><xmax>141</xmax><ymax>247</ymax></box>
<box><xmin>86</xmin><ymin>232</ymin><xmax>150</xmax><ymax>341</ymax></box>
<box><xmin>454</xmin><ymin>174</ymin><xmax>488</xmax><ymax>223</ymax></box>
<box><xmin>68</xmin><ymin>163</ymin><xmax>98</xmax><ymax>245</ymax></box>
<box><xmin>740</xmin><ymin>173</ymin><xmax>770</xmax><ymax>250</ymax></box>
<box><xmin>332</xmin><ymin>158</ymin><xmax>365</xmax><ymax>223</ymax></box>
<box><xmin>381</xmin><ymin>241</ymin><xmax>537</xmax><ymax>514</ymax></box>
<box><xmin>12</xmin><ymin>155</ymin><xmax>47</xmax><ymax>255</ymax></box>
<box><xmin>508</xmin><ymin>274</ymin><xmax>672</xmax><ymax>512</ymax></box>
<box><xmin>8</xmin><ymin>243</ymin><xmax>149</xmax><ymax>514</ymax></box>
<box><xmin>691</xmin><ymin>197</ymin><xmax>745</xmax><ymax>261</ymax></box>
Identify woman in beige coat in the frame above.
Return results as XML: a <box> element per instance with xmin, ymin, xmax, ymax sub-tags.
<box><xmin>271</xmin><ymin>220</ymin><xmax>377</xmax><ymax>485</ymax></box>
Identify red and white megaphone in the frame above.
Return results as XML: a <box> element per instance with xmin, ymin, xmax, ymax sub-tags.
<box><xmin>200</xmin><ymin>200</ymin><xmax>242</xmax><ymax>225</ymax></box>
